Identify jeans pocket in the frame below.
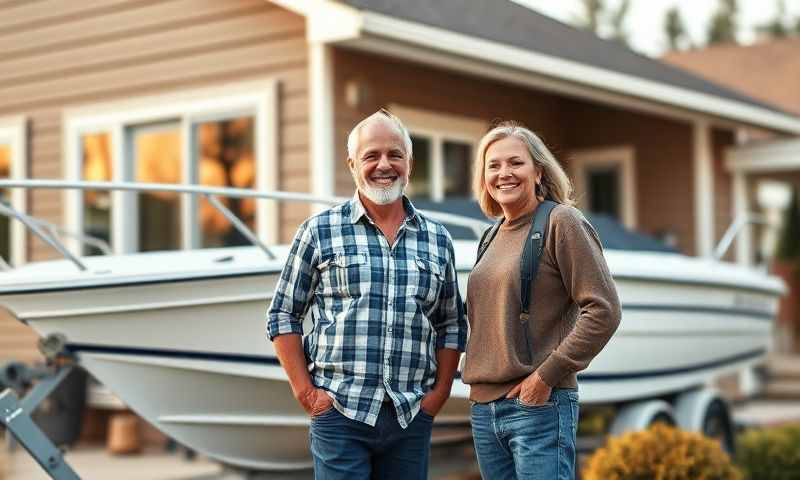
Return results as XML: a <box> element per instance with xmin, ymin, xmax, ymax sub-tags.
<box><xmin>515</xmin><ymin>397</ymin><xmax>555</xmax><ymax>410</ymax></box>
<box><xmin>311</xmin><ymin>405</ymin><xmax>337</xmax><ymax>421</ymax></box>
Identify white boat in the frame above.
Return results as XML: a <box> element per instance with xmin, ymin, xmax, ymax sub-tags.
<box><xmin>0</xmin><ymin>180</ymin><xmax>784</xmax><ymax>471</ymax></box>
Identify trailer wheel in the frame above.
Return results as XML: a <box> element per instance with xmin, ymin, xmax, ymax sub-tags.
<box><xmin>674</xmin><ymin>388</ymin><xmax>735</xmax><ymax>454</ymax></box>
<box><xmin>702</xmin><ymin>399</ymin><xmax>735</xmax><ymax>454</ymax></box>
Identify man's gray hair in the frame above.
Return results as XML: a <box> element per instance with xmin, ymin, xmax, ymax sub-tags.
<box><xmin>346</xmin><ymin>109</ymin><xmax>413</xmax><ymax>160</ymax></box>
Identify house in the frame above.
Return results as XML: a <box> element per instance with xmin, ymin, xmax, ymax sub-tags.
<box><xmin>2</xmin><ymin>1</ymin><xmax>800</xmax><ymax>363</ymax></box>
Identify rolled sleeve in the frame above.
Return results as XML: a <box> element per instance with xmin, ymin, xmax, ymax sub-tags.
<box><xmin>266</xmin><ymin>221</ymin><xmax>319</xmax><ymax>341</ymax></box>
<box><xmin>433</xmin><ymin>237</ymin><xmax>468</xmax><ymax>352</ymax></box>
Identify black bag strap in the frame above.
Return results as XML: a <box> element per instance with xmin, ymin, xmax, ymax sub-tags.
<box><xmin>519</xmin><ymin>200</ymin><xmax>557</xmax><ymax>321</ymax></box>
<box><xmin>475</xmin><ymin>220</ymin><xmax>503</xmax><ymax>266</ymax></box>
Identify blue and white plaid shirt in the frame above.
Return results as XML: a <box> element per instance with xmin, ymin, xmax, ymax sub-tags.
<box><xmin>267</xmin><ymin>194</ymin><xmax>467</xmax><ymax>428</ymax></box>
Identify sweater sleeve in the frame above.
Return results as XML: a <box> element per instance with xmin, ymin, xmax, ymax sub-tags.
<box><xmin>536</xmin><ymin>209</ymin><xmax>621</xmax><ymax>388</ymax></box>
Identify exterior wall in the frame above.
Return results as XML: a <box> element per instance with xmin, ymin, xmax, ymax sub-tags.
<box><xmin>0</xmin><ymin>0</ymin><xmax>310</xmax><ymax>359</ymax></box>
<box><xmin>332</xmin><ymin>48</ymin><xmax>565</xmax><ymax>196</ymax></box>
<box><xmin>0</xmin><ymin>0</ymin><xmax>311</xmax><ymax>253</ymax></box>
<box><xmin>557</xmin><ymin>98</ymin><xmax>697</xmax><ymax>255</ymax></box>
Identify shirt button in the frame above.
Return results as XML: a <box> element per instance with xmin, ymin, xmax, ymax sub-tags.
<box><xmin>387</xmin><ymin>327</ymin><xmax>393</xmax><ymax>333</ymax></box>
<box><xmin>387</xmin><ymin>300</ymin><xmax>393</xmax><ymax>306</ymax></box>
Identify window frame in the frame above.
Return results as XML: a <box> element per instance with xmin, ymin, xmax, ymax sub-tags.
<box><xmin>63</xmin><ymin>79</ymin><xmax>279</xmax><ymax>255</ymax></box>
<box><xmin>0</xmin><ymin>116</ymin><xmax>28</xmax><ymax>266</ymax></box>
<box><xmin>569</xmin><ymin>145</ymin><xmax>637</xmax><ymax>229</ymax></box>
<box><xmin>389</xmin><ymin>105</ymin><xmax>485</xmax><ymax>202</ymax></box>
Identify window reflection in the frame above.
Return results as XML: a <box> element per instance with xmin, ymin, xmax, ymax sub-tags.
<box><xmin>0</xmin><ymin>144</ymin><xmax>10</xmax><ymax>261</ymax></box>
<box><xmin>196</xmin><ymin>117</ymin><xmax>255</xmax><ymax>248</ymax></box>
<box><xmin>407</xmin><ymin>135</ymin><xmax>431</xmax><ymax>200</ymax></box>
<box><xmin>443</xmin><ymin>141</ymin><xmax>472</xmax><ymax>197</ymax></box>
<box><xmin>132</xmin><ymin>124</ymin><xmax>181</xmax><ymax>251</ymax></box>
<box><xmin>81</xmin><ymin>133</ymin><xmax>112</xmax><ymax>256</ymax></box>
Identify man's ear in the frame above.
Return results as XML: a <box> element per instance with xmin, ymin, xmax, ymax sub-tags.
<box><xmin>347</xmin><ymin>156</ymin><xmax>355</xmax><ymax>172</ymax></box>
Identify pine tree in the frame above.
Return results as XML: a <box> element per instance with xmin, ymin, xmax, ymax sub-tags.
<box><xmin>756</xmin><ymin>0</ymin><xmax>789</xmax><ymax>39</ymax></box>
<box><xmin>665</xmin><ymin>6</ymin><xmax>690</xmax><ymax>51</ymax></box>
<box><xmin>707</xmin><ymin>0</ymin><xmax>739</xmax><ymax>45</ymax></box>
<box><xmin>609</xmin><ymin>0</ymin><xmax>631</xmax><ymax>45</ymax></box>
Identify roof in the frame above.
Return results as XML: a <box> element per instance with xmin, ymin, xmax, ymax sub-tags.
<box><xmin>339</xmin><ymin>0</ymin><xmax>794</xmax><ymax>117</ymax></box>
<box><xmin>663</xmin><ymin>37</ymin><xmax>800</xmax><ymax>116</ymax></box>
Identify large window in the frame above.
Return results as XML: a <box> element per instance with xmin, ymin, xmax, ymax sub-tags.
<box><xmin>65</xmin><ymin>80</ymin><xmax>278</xmax><ymax>254</ymax></box>
<box><xmin>389</xmin><ymin>105</ymin><xmax>485</xmax><ymax>202</ymax></box>
<box><xmin>0</xmin><ymin>117</ymin><xmax>27</xmax><ymax>266</ymax></box>
<box><xmin>570</xmin><ymin>146</ymin><xmax>637</xmax><ymax>229</ymax></box>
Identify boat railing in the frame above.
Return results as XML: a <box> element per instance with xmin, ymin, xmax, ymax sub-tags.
<box><xmin>0</xmin><ymin>179</ymin><xmax>490</xmax><ymax>272</ymax></box>
<box><xmin>713</xmin><ymin>212</ymin><xmax>770</xmax><ymax>261</ymax></box>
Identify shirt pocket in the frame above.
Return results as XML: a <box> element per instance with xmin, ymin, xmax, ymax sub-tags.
<box><xmin>316</xmin><ymin>253</ymin><xmax>368</xmax><ymax>298</ymax></box>
<box><xmin>412</xmin><ymin>256</ymin><xmax>444</xmax><ymax>308</ymax></box>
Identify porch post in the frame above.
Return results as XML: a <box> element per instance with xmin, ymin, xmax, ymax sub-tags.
<box><xmin>732</xmin><ymin>170</ymin><xmax>752</xmax><ymax>265</ymax></box>
<box><xmin>693</xmin><ymin>120</ymin><xmax>714</xmax><ymax>257</ymax></box>
<box><xmin>309</xmin><ymin>42</ymin><xmax>335</xmax><ymax>210</ymax></box>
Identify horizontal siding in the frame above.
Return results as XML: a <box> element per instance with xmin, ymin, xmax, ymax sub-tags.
<box><xmin>0</xmin><ymin>0</ymin><xmax>311</xmax><ymax>265</ymax></box>
<box><xmin>0</xmin><ymin>311</ymin><xmax>42</xmax><ymax>364</ymax></box>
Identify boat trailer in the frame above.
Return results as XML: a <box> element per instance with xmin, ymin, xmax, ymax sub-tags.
<box><xmin>1</xmin><ymin>335</ymin><xmax>81</xmax><ymax>480</ymax></box>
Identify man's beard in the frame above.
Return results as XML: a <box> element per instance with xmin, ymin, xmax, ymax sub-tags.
<box><xmin>356</xmin><ymin>175</ymin><xmax>407</xmax><ymax>205</ymax></box>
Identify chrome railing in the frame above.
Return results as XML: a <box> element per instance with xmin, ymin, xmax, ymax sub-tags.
<box><xmin>0</xmin><ymin>180</ymin><xmax>490</xmax><ymax>271</ymax></box>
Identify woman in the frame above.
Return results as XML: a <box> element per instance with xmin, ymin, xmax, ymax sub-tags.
<box><xmin>463</xmin><ymin>122</ymin><xmax>621</xmax><ymax>480</ymax></box>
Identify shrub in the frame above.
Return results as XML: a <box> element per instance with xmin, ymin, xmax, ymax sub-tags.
<box><xmin>735</xmin><ymin>423</ymin><xmax>800</xmax><ymax>480</ymax></box>
<box><xmin>582</xmin><ymin>423</ymin><xmax>741</xmax><ymax>480</ymax></box>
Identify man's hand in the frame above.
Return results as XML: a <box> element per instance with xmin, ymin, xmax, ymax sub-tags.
<box><xmin>298</xmin><ymin>387</ymin><xmax>334</xmax><ymax>416</ymax></box>
<box><xmin>506</xmin><ymin>370</ymin><xmax>552</xmax><ymax>406</ymax></box>
<box><xmin>420</xmin><ymin>387</ymin><xmax>450</xmax><ymax>417</ymax></box>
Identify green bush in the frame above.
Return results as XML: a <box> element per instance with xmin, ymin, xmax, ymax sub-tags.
<box><xmin>582</xmin><ymin>423</ymin><xmax>741</xmax><ymax>480</ymax></box>
<box><xmin>736</xmin><ymin>423</ymin><xmax>800</xmax><ymax>480</ymax></box>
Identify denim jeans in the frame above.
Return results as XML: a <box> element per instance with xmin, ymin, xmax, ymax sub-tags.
<box><xmin>309</xmin><ymin>402</ymin><xmax>434</xmax><ymax>480</ymax></box>
<box><xmin>471</xmin><ymin>388</ymin><xmax>579</xmax><ymax>480</ymax></box>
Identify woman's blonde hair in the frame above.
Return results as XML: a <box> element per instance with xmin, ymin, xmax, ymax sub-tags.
<box><xmin>473</xmin><ymin>121</ymin><xmax>574</xmax><ymax>218</ymax></box>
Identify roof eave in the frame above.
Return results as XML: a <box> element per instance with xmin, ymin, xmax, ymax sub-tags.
<box><xmin>271</xmin><ymin>1</ymin><xmax>800</xmax><ymax>134</ymax></box>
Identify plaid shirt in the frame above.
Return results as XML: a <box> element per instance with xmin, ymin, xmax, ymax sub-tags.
<box><xmin>267</xmin><ymin>195</ymin><xmax>467</xmax><ymax>428</ymax></box>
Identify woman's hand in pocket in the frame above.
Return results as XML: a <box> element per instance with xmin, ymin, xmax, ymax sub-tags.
<box><xmin>506</xmin><ymin>371</ymin><xmax>552</xmax><ymax>406</ymax></box>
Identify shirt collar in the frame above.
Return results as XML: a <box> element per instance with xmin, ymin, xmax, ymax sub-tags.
<box><xmin>348</xmin><ymin>192</ymin><xmax>421</xmax><ymax>231</ymax></box>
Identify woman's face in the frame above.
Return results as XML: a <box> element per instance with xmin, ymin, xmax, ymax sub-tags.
<box><xmin>484</xmin><ymin>136</ymin><xmax>541</xmax><ymax>215</ymax></box>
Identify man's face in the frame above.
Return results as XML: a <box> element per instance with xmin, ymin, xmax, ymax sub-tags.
<box><xmin>348</xmin><ymin>119</ymin><xmax>411</xmax><ymax>206</ymax></box>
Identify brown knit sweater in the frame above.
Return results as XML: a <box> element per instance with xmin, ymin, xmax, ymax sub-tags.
<box><xmin>463</xmin><ymin>204</ymin><xmax>621</xmax><ymax>403</ymax></box>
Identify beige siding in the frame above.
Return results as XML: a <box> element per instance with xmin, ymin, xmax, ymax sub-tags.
<box><xmin>0</xmin><ymin>311</ymin><xmax>42</xmax><ymax>364</ymax></box>
<box><xmin>0</xmin><ymin>0</ymin><xmax>311</xmax><ymax>260</ymax></box>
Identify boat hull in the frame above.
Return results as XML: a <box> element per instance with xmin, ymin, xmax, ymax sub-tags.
<box><xmin>0</xmin><ymin>245</ymin><xmax>783</xmax><ymax>470</ymax></box>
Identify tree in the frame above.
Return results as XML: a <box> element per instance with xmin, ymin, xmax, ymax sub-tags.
<box><xmin>664</xmin><ymin>6</ymin><xmax>691</xmax><ymax>51</ymax></box>
<box><xmin>574</xmin><ymin>0</ymin><xmax>631</xmax><ymax>47</ymax></box>
<box><xmin>609</xmin><ymin>0</ymin><xmax>631</xmax><ymax>45</ymax></box>
<box><xmin>577</xmin><ymin>0</ymin><xmax>604</xmax><ymax>34</ymax></box>
<box><xmin>707</xmin><ymin>0</ymin><xmax>739</xmax><ymax>45</ymax></box>
<box><xmin>756</xmin><ymin>0</ymin><xmax>789</xmax><ymax>39</ymax></box>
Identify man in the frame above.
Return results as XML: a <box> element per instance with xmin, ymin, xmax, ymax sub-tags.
<box><xmin>266</xmin><ymin>109</ymin><xmax>467</xmax><ymax>479</ymax></box>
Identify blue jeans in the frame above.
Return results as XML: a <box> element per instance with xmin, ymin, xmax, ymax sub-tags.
<box><xmin>471</xmin><ymin>388</ymin><xmax>579</xmax><ymax>480</ymax></box>
<box><xmin>309</xmin><ymin>402</ymin><xmax>434</xmax><ymax>480</ymax></box>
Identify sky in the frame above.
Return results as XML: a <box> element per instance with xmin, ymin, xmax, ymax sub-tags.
<box><xmin>512</xmin><ymin>0</ymin><xmax>800</xmax><ymax>56</ymax></box>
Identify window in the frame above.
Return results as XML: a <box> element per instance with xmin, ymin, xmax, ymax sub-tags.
<box><xmin>64</xmin><ymin>80</ymin><xmax>278</xmax><ymax>254</ymax></box>
<box><xmin>0</xmin><ymin>117</ymin><xmax>27</xmax><ymax>266</ymax></box>
<box><xmin>569</xmin><ymin>146</ymin><xmax>637</xmax><ymax>228</ymax></box>
<box><xmin>389</xmin><ymin>105</ymin><xmax>485</xmax><ymax>202</ymax></box>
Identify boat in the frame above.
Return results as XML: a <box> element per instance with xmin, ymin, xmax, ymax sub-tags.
<box><xmin>0</xmin><ymin>180</ymin><xmax>784</xmax><ymax>471</ymax></box>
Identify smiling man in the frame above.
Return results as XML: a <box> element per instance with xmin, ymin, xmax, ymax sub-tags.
<box><xmin>266</xmin><ymin>110</ymin><xmax>467</xmax><ymax>479</ymax></box>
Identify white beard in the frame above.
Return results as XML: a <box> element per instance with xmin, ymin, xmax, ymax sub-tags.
<box><xmin>360</xmin><ymin>178</ymin><xmax>405</xmax><ymax>205</ymax></box>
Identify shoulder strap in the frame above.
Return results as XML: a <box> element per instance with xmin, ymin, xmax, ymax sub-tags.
<box><xmin>519</xmin><ymin>200</ymin><xmax>558</xmax><ymax>321</ymax></box>
<box><xmin>475</xmin><ymin>220</ymin><xmax>503</xmax><ymax>265</ymax></box>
